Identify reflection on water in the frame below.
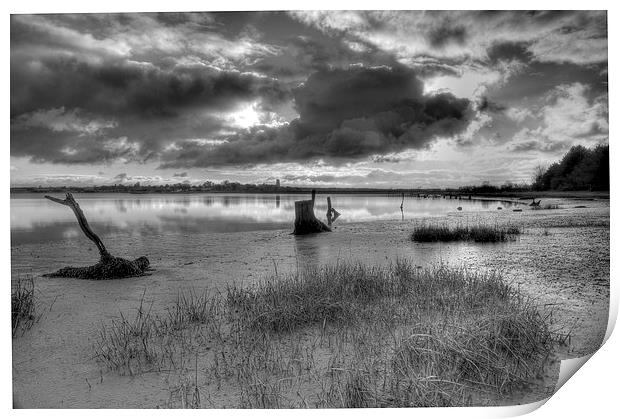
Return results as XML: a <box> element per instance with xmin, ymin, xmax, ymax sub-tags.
<box><xmin>10</xmin><ymin>193</ymin><xmax>517</xmax><ymax>245</ymax></box>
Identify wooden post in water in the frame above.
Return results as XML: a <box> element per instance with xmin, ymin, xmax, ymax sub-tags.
<box><xmin>327</xmin><ymin>196</ymin><xmax>333</xmax><ymax>226</ymax></box>
<box><xmin>326</xmin><ymin>196</ymin><xmax>341</xmax><ymax>226</ymax></box>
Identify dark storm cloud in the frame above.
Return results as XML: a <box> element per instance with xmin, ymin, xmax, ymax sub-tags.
<box><xmin>428</xmin><ymin>24</ymin><xmax>467</xmax><ymax>48</ymax></box>
<box><xmin>10</xmin><ymin>51</ymin><xmax>290</xmax><ymax>163</ymax></box>
<box><xmin>11</xmin><ymin>56</ymin><xmax>288</xmax><ymax>118</ymax></box>
<box><xmin>294</xmin><ymin>65</ymin><xmax>424</xmax><ymax>134</ymax></box>
<box><xmin>9</xmin><ymin>122</ymin><xmax>140</xmax><ymax>165</ymax></box>
<box><xmin>160</xmin><ymin>65</ymin><xmax>472</xmax><ymax>167</ymax></box>
<box><xmin>10</xmin><ymin>12</ymin><xmax>296</xmax><ymax>164</ymax></box>
<box><xmin>489</xmin><ymin>60</ymin><xmax>608</xmax><ymax>104</ymax></box>
<box><xmin>486</xmin><ymin>42</ymin><xmax>533</xmax><ymax>64</ymax></box>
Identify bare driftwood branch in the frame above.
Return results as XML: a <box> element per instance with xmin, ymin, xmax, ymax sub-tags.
<box><xmin>45</xmin><ymin>193</ymin><xmax>111</xmax><ymax>261</ymax></box>
<box><xmin>43</xmin><ymin>193</ymin><xmax>150</xmax><ymax>279</ymax></box>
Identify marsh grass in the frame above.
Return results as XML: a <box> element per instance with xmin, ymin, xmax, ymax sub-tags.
<box><xmin>226</xmin><ymin>264</ymin><xmax>391</xmax><ymax>332</ymax></box>
<box><xmin>226</xmin><ymin>262</ymin><xmax>515</xmax><ymax>333</ymax></box>
<box><xmin>94</xmin><ymin>289</ymin><xmax>221</xmax><ymax>375</ymax></box>
<box><xmin>95</xmin><ymin>261</ymin><xmax>559</xmax><ymax>407</ymax></box>
<box><xmin>12</xmin><ymin>276</ymin><xmax>38</xmax><ymax>337</ymax></box>
<box><xmin>166</xmin><ymin>353</ymin><xmax>202</xmax><ymax>408</ymax></box>
<box><xmin>411</xmin><ymin>222</ymin><xmax>522</xmax><ymax>243</ymax></box>
<box><xmin>164</xmin><ymin>289</ymin><xmax>220</xmax><ymax>331</ymax></box>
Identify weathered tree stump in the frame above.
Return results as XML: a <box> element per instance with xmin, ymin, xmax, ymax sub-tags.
<box><xmin>43</xmin><ymin>193</ymin><xmax>151</xmax><ymax>279</ymax></box>
<box><xmin>293</xmin><ymin>190</ymin><xmax>330</xmax><ymax>235</ymax></box>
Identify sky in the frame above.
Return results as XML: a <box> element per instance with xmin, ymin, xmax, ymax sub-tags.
<box><xmin>10</xmin><ymin>11</ymin><xmax>608</xmax><ymax>188</ymax></box>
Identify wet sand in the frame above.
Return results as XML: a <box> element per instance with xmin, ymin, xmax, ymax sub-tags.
<box><xmin>11</xmin><ymin>197</ymin><xmax>609</xmax><ymax>408</ymax></box>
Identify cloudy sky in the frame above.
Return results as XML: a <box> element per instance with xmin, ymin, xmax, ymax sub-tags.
<box><xmin>10</xmin><ymin>11</ymin><xmax>608</xmax><ymax>188</ymax></box>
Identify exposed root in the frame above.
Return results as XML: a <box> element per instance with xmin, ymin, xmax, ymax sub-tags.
<box><xmin>44</xmin><ymin>256</ymin><xmax>151</xmax><ymax>280</ymax></box>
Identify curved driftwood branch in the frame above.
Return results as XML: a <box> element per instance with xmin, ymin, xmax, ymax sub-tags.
<box><xmin>45</xmin><ymin>193</ymin><xmax>111</xmax><ymax>261</ymax></box>
<box><xmin>43</xmin><ymin>193</ymin><xmax>150</xmax><ymax>279</ymax></box>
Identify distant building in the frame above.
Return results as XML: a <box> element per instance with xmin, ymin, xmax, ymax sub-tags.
<box><xmin>276</xmin><ymin>179</ymin><xmax>280</xmax><ymax>188</ymax></box>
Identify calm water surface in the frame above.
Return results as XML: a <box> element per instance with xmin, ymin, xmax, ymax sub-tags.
<box><xmin>10</xmin><ymin>193</ymin><xmax>517</xmax><ymax>245</ymax></box>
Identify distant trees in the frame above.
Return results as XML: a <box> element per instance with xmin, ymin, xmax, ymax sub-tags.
<box><xmin>458</xmin><ymin>182</ymin><xmax>530</xmax><ymax>194</ymax></box>
<box><xmin>532</xmin><ymin>144</ymin><xmax>609</xmax><ymax>191</ymax></box>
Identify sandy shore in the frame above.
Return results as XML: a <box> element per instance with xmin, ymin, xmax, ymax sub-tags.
<box><xmin>11</xmin><ymin>197</ymin><xmax>609</xmax><ymax>408</ymax></box>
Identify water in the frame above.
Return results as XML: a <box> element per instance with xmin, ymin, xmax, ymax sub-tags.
<box><xmin>10</xmin><ymin>192</ymin><xmax>517</xmax><ymax>245</ymax></box>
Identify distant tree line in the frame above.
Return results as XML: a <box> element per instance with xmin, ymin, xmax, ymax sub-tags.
<box><xmin>532</xmin><ymin>144</ymin><xmax>609</xmax><ymax>191</ymax></box>
<box><xmin>458</xmin><ymin>182</ymin><xmax>531</xmax><ymax>195</ymax></box>
<box><xmin>11</xmin><ymin>181</ymin><xmax>291</xmax><ymax>194</ymax></box>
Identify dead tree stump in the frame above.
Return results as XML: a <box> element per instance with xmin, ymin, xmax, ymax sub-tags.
<box><xmin>43</xmin><ymin>193</ymin><xmax>151</xmax><ymax>279</ymax></box>
<box><xmin>293</xmin><ymin>190</ymin><xmax>330</xmax><ymax>235</ymax></box>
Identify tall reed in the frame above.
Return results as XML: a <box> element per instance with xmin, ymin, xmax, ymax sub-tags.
<box><xmin>12</xmin><ymin>276</ymin><xmax>38</xmax><ymax>337</ymax></box>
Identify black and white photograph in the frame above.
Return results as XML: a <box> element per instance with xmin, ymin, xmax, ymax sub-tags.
<box><xmin>8</xmin><ymin>4</ymin><xmax>613</xmax><ymax>412</ymax></box>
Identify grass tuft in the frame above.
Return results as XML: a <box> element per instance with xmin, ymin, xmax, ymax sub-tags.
<box><xmin>226</xmin><ymin>264</ymin><xmax>388</xmax><ymax>332</ymax></box>
<box><xmin>12</xmin><ymin>277</ymin><xmax>38</xmax><ymax>337</ymax></box>
<box><xmin>411</xmin><ymin>222</ymin><xmax>521</xmax><ymax>243</ymax></box>
<box><xmin>94</xmin><ymin>289</ymin><xmax>219</xmax><ymax>375</ymax></box>
<box><xmin>163</xmin><ymin>289</ymin><xmax>218</xmax><ymax>331</ymax></box>
<box><xmin>226</xmin><ymin>262</ymin><xmax>516</xmax><ymax>333</ymax></box>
